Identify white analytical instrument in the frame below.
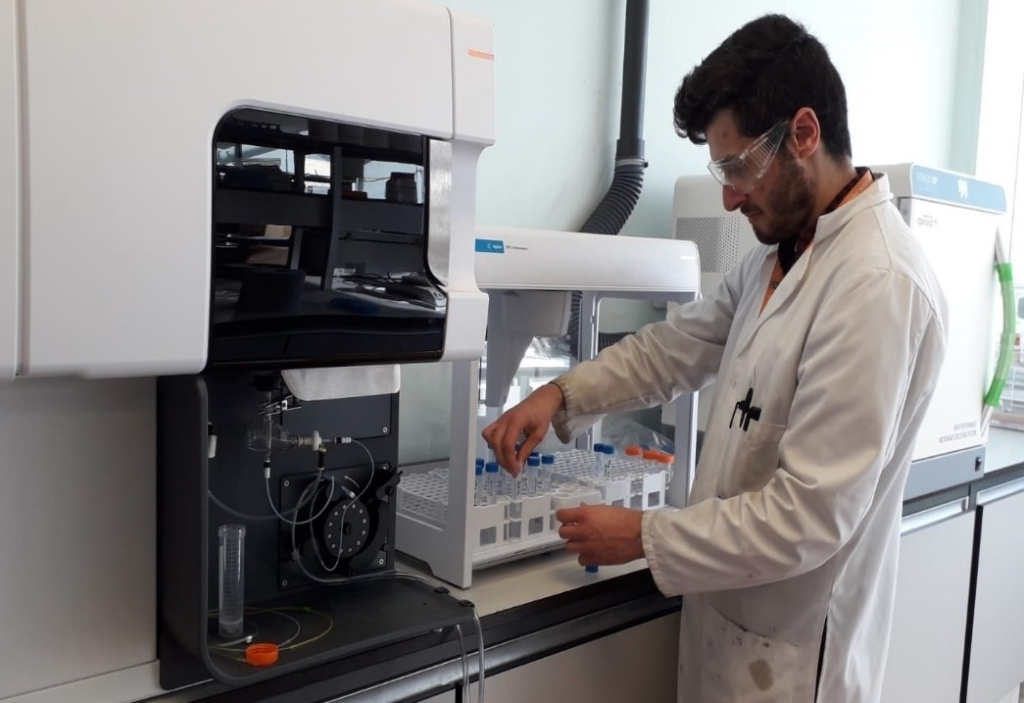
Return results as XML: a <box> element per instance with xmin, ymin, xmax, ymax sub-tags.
<box><xmin>396</xmin><ymin>226</ymin><xmax>702</xmax><ymax>588</ymax></box>
<box><xmin>0</xmin><ymin>0</ymin><xmax>493</xmax><ymax>381</ymax></box>
<box><xmin>0</xmin><ymin>1</ymin><xmax>496</xmax><ymax>700</ymax></box>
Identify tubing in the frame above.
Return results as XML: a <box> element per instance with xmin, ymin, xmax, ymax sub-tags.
<box><xmin>570</xmin><ymin>0</ymin><xmax>650</xmax><ymax>356</ymax></box>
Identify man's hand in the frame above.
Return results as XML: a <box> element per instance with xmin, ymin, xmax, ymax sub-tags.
<box><xmin>481</xmin><ymin>383</ymin><xmax>564</xmax><ymax>476</ymax></box>
<box><xmin>556</xmin><ymin>504</ymin><xmax>645</xmax><ymax>567</ymax></box>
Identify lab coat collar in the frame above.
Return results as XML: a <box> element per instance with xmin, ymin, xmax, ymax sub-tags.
<box><xmin>734</xmin><ymin>174</ymin><xmax>893</xmax><ymax>355</ymax></box>
<box><xmin>813</xmin><ymin>173</ymin><xmax>892</xmax><ymax>245</ymax></box>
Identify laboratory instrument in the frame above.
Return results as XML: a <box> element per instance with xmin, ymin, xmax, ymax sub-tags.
<box><xmin>396</xmin><ymin>226</ymin><xmax>701</xmax><ymax>587</ymax></box>
<box><xmin>0</xmin><ymin>0</ymin><xmax>509</xmax><ymax>688</ymax></box>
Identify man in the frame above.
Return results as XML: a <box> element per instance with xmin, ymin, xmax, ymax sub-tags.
<box><xmin>482</xmin><ymin>14</ymin><xmax>948</xmax><ymax>703</ymax></box>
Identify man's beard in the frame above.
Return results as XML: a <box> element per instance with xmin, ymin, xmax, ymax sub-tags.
<box><xmin>748</xmin><ymin>155</ymin><xmax>816</xmax><ymax>246</ymax></box>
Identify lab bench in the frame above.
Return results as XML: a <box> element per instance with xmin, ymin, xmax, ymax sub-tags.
<box><xmin>148</xmin><ymin>556</ymin><xmax>678</xmax><ymax>703</ymax></box>
<box><xmin>147</xmin><ymin>429</ymin><xmax>1024</xmax><ymax>703</ymax></box>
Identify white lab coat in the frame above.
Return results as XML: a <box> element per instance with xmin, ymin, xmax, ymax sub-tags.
<box><xmin>551</xmin><ymin>175</ymin><xmax>948</xmax><ymax>702</ymax></box>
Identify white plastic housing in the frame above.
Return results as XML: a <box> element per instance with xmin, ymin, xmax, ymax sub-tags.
<box><xmin>474</xmin><ymin>225</ymin><xmax>701</xmax><ymax>293</ymax></box>
<box><xmin>881</xmin><ymin>163</ymin><xmax>1005</xmax><ymax>460</ymax></box>
<box><xmin>3</xmin><ymin>0</ymin><xmax>493</xmax><ymax>379</ymax></box>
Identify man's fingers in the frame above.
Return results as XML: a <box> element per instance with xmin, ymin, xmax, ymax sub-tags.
<box><xmin>558</xmin><ymin>523</ymin><xmax>587</xmax><ymax>541</ymax></box>
<box><xmin>516</xmin><ymin>426</ymin><xmax>546</xmax><ymax>466</ymax></box>
<box><xmin>489</xmin><ymin>421</ymin><xmax>518</xmax><ymax>475</ymax></box>
<box><xmin>555</xmin><ymin>507</ymin><xmax>585</xmax><ymax>524</ymax></box>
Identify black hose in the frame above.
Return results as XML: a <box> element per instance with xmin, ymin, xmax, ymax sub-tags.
<box><xmin>616</xmin><ymin>0</ymin><xmax>649</xmax><ymax>163</ymax></box>
<box><xmin>580</xmin><ymin>0</ymin><xmax>649</xmax><ymax>235</ymax></box>
<box><xmin>580</xmin><ymin>162</ymin><xmax>646</xmax><ymax>235</ymax></box>
<box><xmin>569</xmin><ymin>0</ymin><xmax>650</xmax><ymax>356</ymax></box>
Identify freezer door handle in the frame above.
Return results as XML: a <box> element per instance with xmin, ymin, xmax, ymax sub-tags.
<box><xmin>901</xmin><ymin>497</ymin><xmax>970</xmax><ymax>536</ymax></box>
<box><xmin>977</xmin><ymin>476</ymin><xmax>1024</xmax><ymax>506</ymax></box>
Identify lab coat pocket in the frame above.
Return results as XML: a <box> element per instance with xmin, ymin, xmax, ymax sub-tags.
<box><xmin>719</xmin><ymin>420</ymin><xmax>787</xmax><ymax>496</ymax></box>
<box><xmin>699</xmin><ymin>604</ymin><xmax>817</xmax><ymax>703</ymax></box>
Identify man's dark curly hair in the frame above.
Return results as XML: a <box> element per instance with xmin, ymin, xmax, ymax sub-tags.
<box><xmin>673</xmin><ymin>14</ymin><xmax>852</xmax><ymax>160</ymax></box>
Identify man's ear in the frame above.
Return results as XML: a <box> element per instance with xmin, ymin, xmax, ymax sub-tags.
<box><xmin>789</xmin><ymin>107</ymin><xmax>820</xmax><ymax>159</ymax></box>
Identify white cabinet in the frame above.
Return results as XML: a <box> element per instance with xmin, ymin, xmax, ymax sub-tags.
<box><xmin>966</xmin><ymin>479</ymin><xmax>1024</xmax><ymax>703</ymax></box>
<box><xmin>880</xmin><ymin>500</ymin><xmax>974</xmax><ymax>703</ymax></box>
<box><xmin>474</xmin><ymin>613</ymin><xmax>679</xmax><ymax>703</ymax></box>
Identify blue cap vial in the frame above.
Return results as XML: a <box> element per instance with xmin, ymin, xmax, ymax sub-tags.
<box><xmin>541</xmin><ymin>454</ymin><xmax>555</xmax><ymax>465</ymax></box>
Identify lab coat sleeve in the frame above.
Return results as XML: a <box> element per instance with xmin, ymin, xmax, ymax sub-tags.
<box><xmin>641</xmin><ymin>267</ymin><xmax>946</xmax><ymax>596</ymax></box>
<box><xmin>550</xmin><ymin>252</ymin><xmax>754</xmax><ymax>443</ymax></box>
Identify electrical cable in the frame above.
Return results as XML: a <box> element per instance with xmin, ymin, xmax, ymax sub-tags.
<box><xmin>207</xmin><ymin>607</ymin><xmax>334</xmax><ymax>662</ymax></box>
<box><xmin>455</xmin><ymin>623</ymin><xmax>470</xmax><ymax>701</ymax></box>
<box><xmin>298</xmin><ymin>437</ymin><xmax>377</xmax><ymax>576</ymax></box>
<box><xmin>208</xmin><ymin>431</ymin><xmax>331</xmax><ymax>523</ymax></box>
<box><xmin>208</xmin><ymin>609</ymin><xmax>302</xmax><ymax>660</ymax></box>
<box><xmin>472</xmin><ymin>608</ymin><xmax>486</xmax><ymax>703</ymax></box>
<box><xmin>311</xmin><ymin>481</ymin><xmax>354</xmax><ymax>574</ymax></box>
<box><xmin>263</xmin><ymin>471</ymin><xmax>335</xmax><ymax>526</ymax></box>
<box><xmin>262</xmin><ymin>450</ymin><xmax>338</xmax><ymax>526</ymax></box>
<box><xmin>208</xmin><ymin>489</ymin><xmax>289</xmax><ymax>523</ymax></box>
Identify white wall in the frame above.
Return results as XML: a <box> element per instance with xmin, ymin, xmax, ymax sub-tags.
<box><xmin>972</xmin><ymin>0</ymin><xmax>1024</xmax><ymax>271</ymax></box>
<box><xmin>400</xmin><ymin>0</ymin><xmax>976</xmax><ymax>465</ymax></box>
<box><xmin>624</xmin><ymin>0</ymin><xmax>966</xmax><ymax>240</ymax></box>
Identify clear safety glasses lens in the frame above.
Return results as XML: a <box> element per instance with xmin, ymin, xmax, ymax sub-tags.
<box><xmin>707</xmin><ymin>120</ymin><xmax>789</xmax><ymax>192</ymax></box>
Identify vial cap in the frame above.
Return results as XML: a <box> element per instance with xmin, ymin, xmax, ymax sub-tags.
<box><xmin>541</xmin><ymin>454</ymin><xmax>555</xmax><ymax>464</ymax></box>
<box><xmin>475</xmin><ymin>458</ymin><xmax>485</xmax><ymax>468</ymax></box>
<box><xmin>475</xmin><ymin>464</ymin><xmax>483</xmax><ymax>475</ymax></box>
<box><xmin>593</xmin><ymin>443</ymin><xmax>607</xmax><ymax>452</ymax></box>
<box><xmin>527</xmin><ymin>456</ymin><xmax>541</xmax><ymax>467</ymax></box>
<box><xmin>585</xmin><ymin>565</ymin><xmax>599</xmax><ymax>573</ymax></box>
<box><xmin>602</xmin><ymin>445</ymin><xmax>615</xmax><ymax>455</ymax></box>
<box><xmin>485</xmin><ymin>461</ymin><xmax>500</xmax><ymax>473</ymax></box>
<box><xmin>625</xmin><ymin>446</ymin><xmax>643</xmax><ymax>457</ymax></box>
<box><xmin>245</xmin><ymin>643</ymin><xmax>279</xmax><ymax>667</ymax></box>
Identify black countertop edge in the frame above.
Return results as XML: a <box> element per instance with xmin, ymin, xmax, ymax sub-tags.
<box><xmin>151</xmin><ymin>569</ymin><xmax>678</xmax><ymax>703</ymax></box>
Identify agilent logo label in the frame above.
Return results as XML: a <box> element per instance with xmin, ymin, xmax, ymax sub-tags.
<box><xmin>474</xmin><ymin>239</ymin><xmax>505</xmax><ymax>254</ymax></box>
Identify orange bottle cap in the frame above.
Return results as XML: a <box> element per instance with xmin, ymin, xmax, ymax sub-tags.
<box><xmin>245</xmin><ymin>642</ymin><xmax>280</xmax><ymax>667</ymax></box>
<box><xmin>656</xmin><ymin>452</ymin><xmax>674</xmax><ymax>464</ymax></box>
<box><xmin>624</xmin><ymin>446</ymin><xmax>642</xmax><ymax>456</ymax></box>
<box><xmin>642</xmin><ymin>450</ymin><xmax>661</xmax><ymax>460</ymax></box>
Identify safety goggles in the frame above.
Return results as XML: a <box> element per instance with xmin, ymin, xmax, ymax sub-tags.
<box><xmin>707</xmin><ymin>119</ymin><xmax>790</xmax><ymax>193</ymax></box>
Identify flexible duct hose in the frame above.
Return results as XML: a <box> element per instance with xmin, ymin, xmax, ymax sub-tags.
<box><xmin>580</xmin><ymin>162</ymin><xmax>646</xmax><ymax>235</ymax></box>
<box><xmin>568</xmin><ymin>0</ymin><xmax>650</xmax><ymax>357</ymax></box>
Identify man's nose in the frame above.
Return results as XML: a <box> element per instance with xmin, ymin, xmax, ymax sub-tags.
<box><xmin>722</xmin><ymin>185</ymin><xmax>747</xmax><ymax>212</ymax></box>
